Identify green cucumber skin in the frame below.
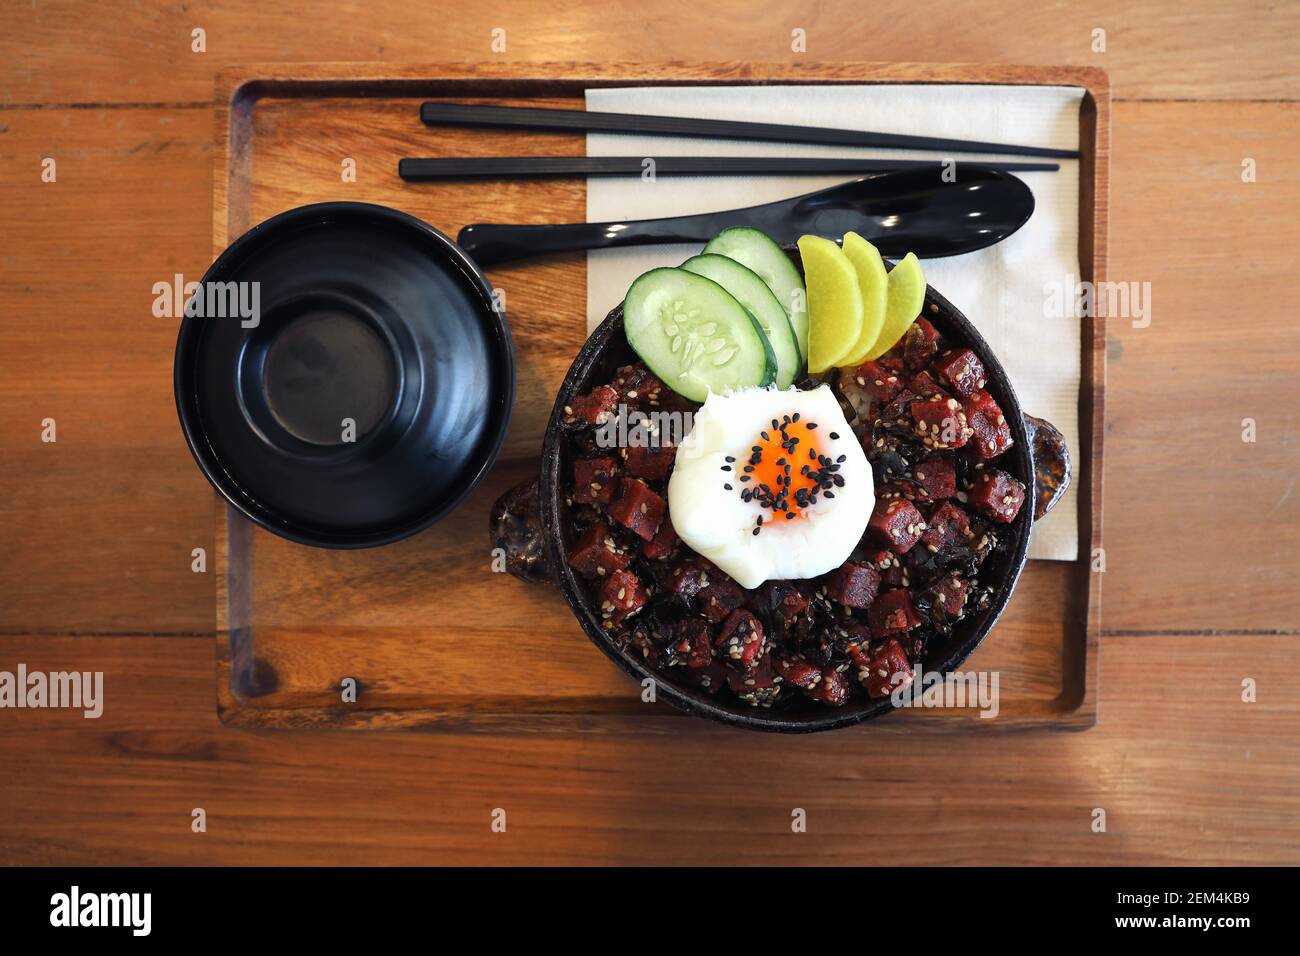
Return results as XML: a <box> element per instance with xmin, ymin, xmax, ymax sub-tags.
<box><xmin>702</xmin><ymin>226</ymin><xmax>809</xmax><ymax>367</ymax></box>
<box><xmin>745</xmin><ymin>307</ymin><xmax>778</xmax><ymax>388</ymax></box>
<box><xmin>680</xmin><ymin>253</ymin><xmax>799</xmax><ymax>390</ymax></box>
<box><xmin>622</xmin><ymin>267</ymin><xmax>774</xmax><ymax>403</ymax></box>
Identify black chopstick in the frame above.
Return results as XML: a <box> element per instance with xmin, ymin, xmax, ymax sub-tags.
<box><xmin>419</xmin><ymin>102</ymin><xmax>1079</xmax><ymax>161</ymax></box>
<box><xmin>398</xmin><ymin>156</ymin><xmax>1059</xmax><ymax>181</ymax></box>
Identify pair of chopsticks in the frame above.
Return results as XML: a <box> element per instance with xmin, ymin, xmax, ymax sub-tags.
<box><xmin>400</xmin><ymin>101</ymin><xmax>1072</xmax><ymax>181</ymax></box>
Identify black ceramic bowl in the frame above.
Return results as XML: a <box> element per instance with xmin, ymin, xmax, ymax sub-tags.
<box><xmin>175</xmin><ymin>202</ymin><xmax>513</xmax><ymax>548</ymax></box>
<box><xmin>539</xmin><ymin>260</ymin><xmax>1068</xmax><ymax>732</ymax></box>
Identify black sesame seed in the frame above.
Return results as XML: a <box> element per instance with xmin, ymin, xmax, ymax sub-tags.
<box><xmin>837</xmin><ymin>454</ymin><xmax>847</xmax><ymax>463</ymax></box>
<box><xmin>829</xmin><ymin>431</ymin><xmax>839</xmax><ymax>440</ymax></box>
<box><xmin>724</xmin><ymin>455</ymin><xmax>736</xmax><ymax>463</ymax></box>
<box><xmin>752</xmin><ymin>527</ymin><xmax>761</xmax><ymax>536</ymax></box>
<box><xmin>792</xmin><ymin>412</ymin><xmax>801</xmax><ymax>422</ymax></box>
<box><xmin>807</xmin><ymin>423</ymin><xmax>818</xmax><ymax>430</ymax></box>
<box><xmin>720</xmin><ymin>465</ymin><xmax>732</xmax><ymax>472</ymax></box>
<box><xmin>723</xmin><ymin>483</ymin><xmax>733</xmax><ymax>491</ymax></box>
<box><xmin>760</xmin><ymin>431</ymin><xmax>770</xmax><ymax>441</ymax></box>
<box><xmin>740</xmin><ymin>476</ymin><xmax>751</xmax><ymax>482</ymax></box>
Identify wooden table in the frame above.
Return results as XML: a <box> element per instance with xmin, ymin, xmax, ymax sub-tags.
<box><xmin>1</xmin><ymin>1</ymin><xmax>1296</xmax><ymax>865</ymax></box>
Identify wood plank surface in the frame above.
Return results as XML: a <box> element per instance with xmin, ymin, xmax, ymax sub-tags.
<box><xmin>1</xmin><ymin>1</ymin><xmax>1296</xmax><ymax>104</ymax></box>
<box><xmin>0</xmin><ymin>107</ymin><xmax>216</xmax><ymax>634</ymax></box>
<box><xmin>1103</xmin><ymin>100</ymin><xmax>1300</xmax><ymax>631</ymax></box>
<box><xmin>0</xmin><ymin>0</ymin><xmax>1296</xmax><ymax>866</ymax></box>
<box><xmin>1</xmin><ymin>633</ymin><xmax>1296</xmax><ymax>864</ymax></box>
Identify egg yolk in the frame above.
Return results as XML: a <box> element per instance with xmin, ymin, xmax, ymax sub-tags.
<box><xmin>731</xmin><ymin>413</ymin><xmax>847</xmax><ymax>529</ymax></box>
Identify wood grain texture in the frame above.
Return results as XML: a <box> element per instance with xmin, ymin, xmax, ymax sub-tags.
<box><xmin>1102</xmin><ymin>100</ymin><xmax>1300</xmax><ymax>632</ymax></box>
<box><xmin>1</xmin><ymin>633</ymin><xmax>1296</xmax><ymax>864</ymax></box>
<box><xmin>0</xmin><ymin>107</ymin><xmax>217</xmax><ymax>634</ymax></box>
<box><xmin>0</xmin><ymin>0</ymin><xmax>1296</xmax><ymax>867</ymax></box>
<box><xmin>1</xmin><ymin>1</ymin><xmax>1296</xmax><ymax>104</ymax></box>
<box><xmin>210</xmin><ymin>63</ymin><xmax>1105</xmax><ymax>731</ymax></box>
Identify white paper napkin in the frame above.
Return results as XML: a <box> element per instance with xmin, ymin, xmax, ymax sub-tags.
<box><xmin>585</xmin><ymin>84</ymin><xmax>1082</xmax><ymax>561</ymax></box>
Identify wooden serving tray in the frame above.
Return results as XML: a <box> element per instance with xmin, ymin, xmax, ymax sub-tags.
<box><xmin>213</xmin><ymin>62</ymin><xmax>1107</xmax><ymax>733</ymax></box>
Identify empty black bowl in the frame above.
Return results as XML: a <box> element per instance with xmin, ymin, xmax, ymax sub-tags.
<box><xmin>174</xmin><ymin>202</ymin><xmax>513</xmax><ymax>548</ymax></box>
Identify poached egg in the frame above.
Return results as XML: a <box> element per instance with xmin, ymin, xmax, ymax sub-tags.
<box><xmin>667</xmin><ymin>385</ymin><xmax>874</xmax><ymax>589</ymax></box>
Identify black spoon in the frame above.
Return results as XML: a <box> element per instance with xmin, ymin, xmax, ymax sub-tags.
<box><xmin>457</xmin><ymin>165</ymin><xmax>1035</xmax><ymax>266</ymax></box>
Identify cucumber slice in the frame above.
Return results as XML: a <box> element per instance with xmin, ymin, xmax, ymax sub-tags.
<box><xmin>703</xmin><ymin>227</ymin><xmax>808</xmax><ymax>365</ymax></box>
<box><xmin>623</xmin><ymin>267</ymin><xmax>774</xmax><ymax>403</ymax></box>
<box><xmin>680</xmin><ymin>254</ymin><xmax>800</xmax><ymax>390</ymax></box>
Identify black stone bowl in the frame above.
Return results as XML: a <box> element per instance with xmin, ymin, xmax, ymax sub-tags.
<box><xmin>175</xmin><ymin>202</ymin><xmax>513</xmax><ymax>548</ymax></box>
<box><xmin>538</xmin><ymin>258</ymin><xmax>1069</xmax><ymax>732</ymax></box>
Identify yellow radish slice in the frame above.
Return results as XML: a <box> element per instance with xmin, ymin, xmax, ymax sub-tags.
<box><xmin>865</xmin><ymin>253</ymin><xmax>926</xmax><ymax>360</ymax></box>
<box><xmin>798</xmin><ymin>235</ymin><xmax>863</xmax><ymax>374</ymax></box>
<box><xmin>836</xmin><ymin>232</ymin><xmax>889</xmax><ymax>368</ymax></box>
